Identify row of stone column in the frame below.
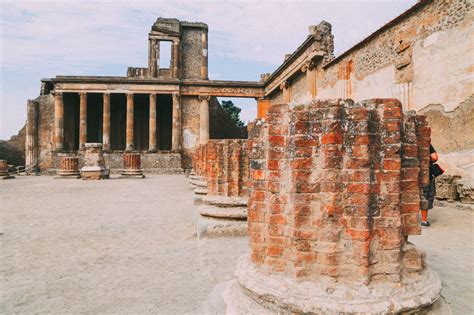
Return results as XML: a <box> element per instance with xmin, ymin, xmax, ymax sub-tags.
<box><xmin>53</xmin><ymin>92</ymin><xmax>204</xmax><ymax>152</ymax></box>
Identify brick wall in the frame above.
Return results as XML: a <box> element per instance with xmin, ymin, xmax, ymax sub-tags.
<box><xmin>247</xmin><ymin>99</ymin><xmax>429</xmax><ymax>284</ymax></box>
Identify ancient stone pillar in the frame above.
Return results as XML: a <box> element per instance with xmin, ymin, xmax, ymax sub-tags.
<box><xmin>25</xmin><ymin>99</ymin><xmax>38</xmax><ymax>172</ymax></box>
<box><xmin>301</xmin><ymin>59</ymin><xmax>317</xmax><ymax>97</ymax></box>
<box><xmin>221</xmin><ymin>99</ymin><xmax>442</xmax><ymax>314</ymax></box>
<box><xmin>148</xmin><ymin>39</ymin><xmax>157</xmax><ymax>78</ymax></box>
<box><xmin>171</xmin><ymin>93</ymin><xmax>181</xmax><ymax>151</ymax></box>
<box><xmin>80</xmin><ymin>143</ymin><xmax>110</xmax><ymax>180</ymax></box>
<box><xmin>149</xmin><ymin>93</ymin><xmax>157</xmax><ymax>152</ymax></box>
<box><xmin>201</xmin><ymin>29</ymin><xmax>208</xmax><ymax>80</ymax></box>
<box><xmin>0</xmin><ymin>160</ymin><xmax>14</xmax><ymax>179</ymax></box>
<box><xmin>79</xmin><ymin>92</ymin><xmax>87</xmax><ymax>150</ymax></box>
<box><xmin>126</xmin><ymin>93</ymin><xmax>134</xmax><ymax>151</ymax></box>
<box><xmin>172</xmin><ymin>40</ymin><xmax>180</xmax><ymax>78</ymax></box>
<box><xmin>56</xmin><ymin>155</ymin><xmax>80</xmax><ymax>178</ymax></box>
<box><xmin>102</xmin><ymin>93</ymin><xmax>111</xmax><ymax>151</ymax></box>
<box><xmin>199</xmin><ymin>95</ymin><xmax>210</xmax><ymax>145</ymax></box>
<box><xmin>280</xmin><ymin>80</ymin><xmax>290</xmax><ymax>103</ymax></box>
<box><xmin>120</xmin><ymin>152</ymin><xmax>145</xmax><ymax>178</ymax></box>
<box><xmin>54</xmin><ymin>92</ymin><xmax>64</xmax><ymax>151</ymax></box>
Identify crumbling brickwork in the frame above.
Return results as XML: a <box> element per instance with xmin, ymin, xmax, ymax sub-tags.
<box><xmin>247</xmin><ymin>99</ymin><xmax>430</xmax><ymax>283</ymax></box>
<box><xmin>194</xmin><ymin>139</ymin><xmax>249</xmax><ymax>198</ymax></box>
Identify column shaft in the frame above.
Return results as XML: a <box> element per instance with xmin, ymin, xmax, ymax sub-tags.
<box><xmin>103</xmin><ymin>93</ymin><xmax>111</xmax><ymax>151</ymax></box>
<box><xmin>148</xmin><ymin>39</ymin><xmax>157</xmax><ymax>78</ymax></box>
<box><xmin>25</xmin><ymin>100</ymin><xmax>38</xmax><ymax>170</ymax></box>
<box><xmin>172</xmin><ymin>40</ymin><xmax>180</xmax><ymax>78</ymax></box>
<box><xmin>149</xmin><ymin>93</ymin><xmax>157</xmax><ymax>151</ymax></box>
<box><xmin>79</xmin><ymin>92</ymin><xmax>87</xmax><ymax>149</ymax></box>
<box><xmin>54</xmin><ymin>92</ymin><xmax>64</xmax><ymax>151</ymax></box>
<box><xmin>201</xmin><ymin>30</ymin><xmax>208</xmax><ymax>80</ymax></box>
<box><xmin>126</xmin><ymin>93</ymin><xmax>134</xmax><ymax>151</ymax></box>
<box><xmin>199</xmin><ymin>96</ymin><xmax>210</xmax><ymax>145</ymax></box>
<box><xmin>171</xmin><ymin>93</ymin><xmax>180</xmax><ymax>151</ymax></box>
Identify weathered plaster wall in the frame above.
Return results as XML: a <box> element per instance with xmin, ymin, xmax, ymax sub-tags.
<box><xmin>318</xmin><ymin>0</ymin><xmax>472</xmax><ymax>112</ymax></box>
<box><xmin>181</xmin><ymin>96</ymin><xmax>200</xmax><ymax>168</ymax></box>
<box><xmin>181</xmin><ymin>28</ymin><xmax>202</xmax><ymax>79</ymax></box>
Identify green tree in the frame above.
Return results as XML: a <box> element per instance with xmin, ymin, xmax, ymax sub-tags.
<box><xmin>221</xmin><ymin>100</ymin><xmax>245</xmax><ymax>128</ymax></box>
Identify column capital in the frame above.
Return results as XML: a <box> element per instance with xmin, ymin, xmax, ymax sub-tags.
<box><xmin>198</xmin><ymin>95</ymin><xmax>211</xmax><ymax>101</ymax></box>
<box><xmin>279</xmin><ymin>80</ymin><xmax>289</xmax><ymax>90</ymax></box>
<box><xmin>172</xmin><ymin>93</ymin><xmax>180</xmax><ymax>101</ymax></box>
<box><xmin>103</xmin><ymin>92</ymin><xmax>111</xmax><ymax>97</ymax></box>
<box><xmin>301</xmin><ymin>59</ymin><xmax>316</xmax><ymax>73</ymax></box>
<box><xmin>52</xmin><ymin>91</ymin><xmax>63</xmax><ymax>98</ymax></box>
<box><xmin>79</xmin><ymin>91</ymin><xmax>87</xmax><ymax>97</ymax></box>
<box><xmin>126</xmin><ymin>93</ymin><xmax>134</xmax><ymax>100</ymax></box>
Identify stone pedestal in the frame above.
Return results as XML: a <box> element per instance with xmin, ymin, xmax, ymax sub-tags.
<box><xmin>56</xmin><ymin>155</ymin><xmax>80</xmax><ymax>178</ymax></box>
<box><xmin>218</xmin><ymin>99</ymin><xmax>442</xmax><ymax>314</ymax></box>
<box><xmin>80</xmin><ymin>143</ymin><xmax>110</xmax><ymax>180</ymax></box>
<box><xmin>120</xmin><ymin>152</ymin><xmax>145</xmax><ymax>178</ymax></box>
<box><xmin>0</xmin><ymin>160</ymin><xmax>14</xmax><ymax>179</ymax></box>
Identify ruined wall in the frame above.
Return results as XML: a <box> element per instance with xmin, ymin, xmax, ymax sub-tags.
<box><xmin>247</xmin><ymin>99</ymin><xmax>430</xmax><ymax>282</ymax></box>
<box><xmin>0</xmin><ymin>125</ymin><xmax>26</xmax><ymax>166</ymax></box>
<box><xmin>34</xmin><ymin>94</ymin><xmax>55</xmax><ymax>172</ymax></box>
<box><xmin>181</xmin><ymin>28</ymin><xmax>202</xmax><ymax>79</ymax></box>
<box><xmin>317</xmin><ymin>0</ymin><xmax>472</xmax><ymax>113</ymax></box>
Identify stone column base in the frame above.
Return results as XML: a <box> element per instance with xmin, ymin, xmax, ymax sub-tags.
<box><xmin>80</xmin><ymin>166</ymin><xmax>110</xmax><ymax>180</ymax></box>
<box><xmin>220</xmin><ymin>256</ymin><xmax>442</xmax><ymax>314</ymax></box>
<box><xmin>119</xmin><ymin>169</ymin><xmax>145</xmax><ymax>179</ymax></box>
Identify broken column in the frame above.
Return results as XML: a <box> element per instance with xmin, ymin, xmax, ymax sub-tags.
<box><xmin>197</xmin><ymin>139</ymin><xmax>249</xmax><ymax>238</ymax></box>
<box><xmin>190</xmin><ymin>144</ymin><xmax>208</xmax><ymax>203</ymax></box>
<box><xmin>80</xmin><ymin>143</ymin><xmax>110</xmax><ymax>180</ymax></box>
<box><xmin>120</xmin><ymin>152</ymin><xmax>145</xmax><ymax>178</ymax></box>
<box><xmin>56</xmin><ymin>155</ymin><xmax>80</xmax><ymax>178</ymax></box>
<box><xmin>221</xmin><ymin>99</ymin><xmax>441</xmax><ymax>313</ymax></box>
<box><xmin>0</xmin><ymin>160</ymin><xmax>14</xmax><ymax>179</ymax></box>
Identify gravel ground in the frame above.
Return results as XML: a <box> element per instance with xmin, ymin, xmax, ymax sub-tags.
<box><xmin>0</xmin><ymin>176</ymin><xmax>248</xmax><ymax>314</ymax></box>
<box><xmin>0</xmin><ymin>176</ymin><xmax>472</xmax><ymax>314</ymax></box>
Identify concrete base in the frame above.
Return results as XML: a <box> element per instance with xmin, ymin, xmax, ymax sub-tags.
<box><xmin>189</xmin><ymin>175</ymin><xmax>205</xmax><ymax>181</ymax></box>
<box><xmin>195</xmin><ymin>212</ymin><xmax>247</xmax><ymax>239</ymax></box>
<box><xmin>216</xmin><ymin>256</ymin><xmax>443</xmax><ymax>314</ymax></box>
<box><xmin>80</xmin><ymin>166</ymin><xmax>110</xmax><ymax>180</ymax></box>
<box><xmin>198</xmin><ymin>205</ymin><xmax>247</xmax><ymax>219</ymax></box>
<box><xmin>202</xmin><ymin>195</ymin><xmax>248</xmax><ymax>207</ymax></box>
<box><xmin>190</xmin><ymin>179</ymin><xmax>207</xmax><ymax>188</ymax></box>
<box><xmin>194</xmin><ymin>187</ymin><xmax>208</xmax><ymax>195</ymax></box>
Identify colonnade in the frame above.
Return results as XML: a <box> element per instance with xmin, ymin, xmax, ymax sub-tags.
<box><xmin>53</xmin><ymin>92</ymin><xmax>210</xmax><ymax>152</ymax></box>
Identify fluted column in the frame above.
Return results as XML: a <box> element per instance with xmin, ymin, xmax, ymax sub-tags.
<box><xmin>201</xmin><ymin>29</ymin><xmax>208</xmax><ymax>80</ymax></box>
<box><xmin>172</xmin><ymin>40</ymin><xmax>180</xmax><ymax>78</ymax></box>
<box><xmin>149</xmin><ymin>93</ymin><xmax>157</xmax><ymax>152</ymax></box>
<box><xmin>126</xmin><ymin>93</ymin><xmax>134</xmax><ymax>151</ymax></box>
<box><xmin>199</xmin><ymin>95</ymin><xmax>210</xmax><ymax>145</ymax></box>
<box><xmin>79</xmin><ymin>92</ymin><xmax>87</xmax><ymax>150</ymax></box>
<box><xmin>171</xmin><ymin>93</ymin><xmax>181</xmax><ymax>151</ymax></box>
<box><xmin>102</xmin><ymin>93</ymin><xmax>111</xmax><ymax>151</ymax></box>
<box><xmin>54</xmin><ymin>92</ymin><xmax>64</xmax><ymax>151</ymax></box>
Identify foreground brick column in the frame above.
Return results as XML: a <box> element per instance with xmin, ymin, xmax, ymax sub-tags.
<box><xmin>79</xmin><ymin>92</ymin><xmax>87</xmax><ymax>150</ymax></box>
<box><xmin>56</xmin><ymin>156</ymin><xmax>80</xmax><ymax>178</ymax></box>
<box><xmin>53</xmin><ymin>92</ymin><xmax>64</xmax><ymax>151</ymax></box>
<box><xmin>102</xmin><ymin>93</ymin><xmax>111</xmax><ymax>151</ymax></box>
<box><xmin>120</xmin><ymin>152</ymin><xmax>145</xmax><ymax>178</ymax></box>
<box><xmin>223</xmin><ymin>99</ymin><xmax>441</xmax><ymax>314</ymax></box>
<box><xmin>126</xmin><ymin>93</ymin><xmax>134</xmax><ymax>151</ymax></box>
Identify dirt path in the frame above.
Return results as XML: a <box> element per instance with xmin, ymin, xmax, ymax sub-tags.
<box><xmin>0</xmin><ymin>176</ymin><xmax>248</xmax><ymax>314</ymax></box>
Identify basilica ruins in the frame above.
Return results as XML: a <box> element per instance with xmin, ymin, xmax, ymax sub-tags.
<box><xmin>2</xmin><ymin>0</ymin><xmax>473</xmax><ymax>313</ymax></box>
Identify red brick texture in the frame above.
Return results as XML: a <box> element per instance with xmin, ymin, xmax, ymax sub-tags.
<box><xmin>247</xmin><ymin>99</ymin><xmax>430</xmax><ymax>284</ymax></box>
<box><xmin>193</xmin><ymin>139</ymin><xmax>249</xmax><ymax>198</ymax></box>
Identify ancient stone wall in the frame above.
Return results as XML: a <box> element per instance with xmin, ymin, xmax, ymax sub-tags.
<box><xmin>247</xmin><ymin>99</ymin><xmax>430</xmax><ymax>282</ymax></box>
<box><xmin>181</xmin><ymin>28</ymin><xmax>202</xmax><ymax>79</ymax></box>
<box><xmin>35</xmin><ymin>94</ymin><xmax>55</xmax><ymax>171</ymax></box>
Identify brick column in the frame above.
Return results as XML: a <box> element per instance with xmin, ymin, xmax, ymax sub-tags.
<box><xmin>201</xmin><ymin>29</ymin><xmax>208</xmax><ymax>80</ymax></box>
<box><xmin>171</xmin><ymin>93</ymin><xmax>181</xmax><ymax>151</ymax></box>
<box><xmin>126</xmin><ymin>93</ymin><xmax>134</xmax><ymax>151</ymax></box>
<box><xmin>79</xmin><ymin>92</ymin><xmax>87</xmax><ymax>150</ymax></box>
<box><xmin>148</xmin><ymin>39</ymin><xmax>157</xmax><ymax>78</ymax></box>
<box><xmin>149</xmin><ymin>93</ymin><xmax>157</xmax><ymax>152</ymax></box>
<box><xmin>172</xmin><ymin>40</ymin><xmax>180</xmax><ymax>78</ymax></box>
<box><xmin>25</xmin><ymin>99</ymin><xmax>38</xmax><ymax>171</ymax></box>
<box><xmin>199</xmin><ymin>95</ymin><xmax>210</xmax><ymax>145</ymax></box>
<box><xmin>222</xmin><ymin>99</ymin><xmax>441</xmax><ymax>314</ymax></box>
<box><xmin>54</xmin><ymin>92</ymin><xmax>64</xmax><ymax>151</ymax></box>
<box><xmin>102</xmin><ymin>93</ymin><xmax>110</xmax><ymax>151</ymax></box>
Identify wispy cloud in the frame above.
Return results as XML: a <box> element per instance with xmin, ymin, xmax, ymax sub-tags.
<box><xmin>0</xmin><ymin>0</ymin><xmax>415</xmax><ymax>139</ymax></box>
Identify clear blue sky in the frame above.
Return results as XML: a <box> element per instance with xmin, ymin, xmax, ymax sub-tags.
<box><xmin>0</xmin><ymin>0</ymin><xmax>415</xmax><ymax>139</ymax></box>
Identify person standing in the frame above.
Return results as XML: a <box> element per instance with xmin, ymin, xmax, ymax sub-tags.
<box><xmin>421</xmin><ymin>144</ymin><xmax>443</xmax><ymax>227</ymax></box>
